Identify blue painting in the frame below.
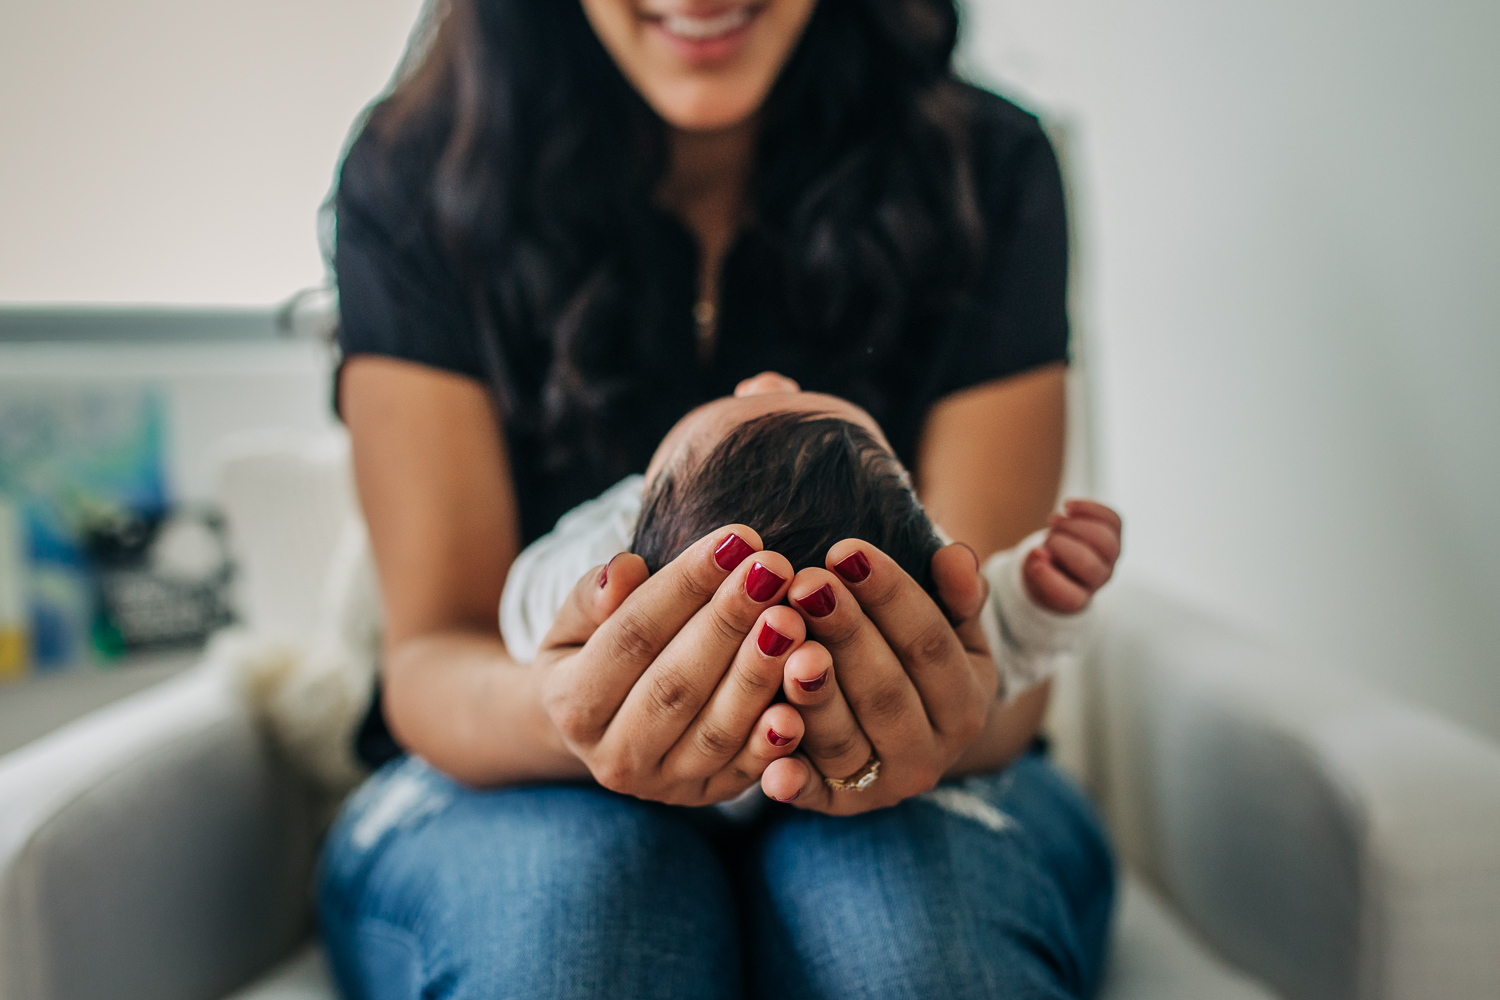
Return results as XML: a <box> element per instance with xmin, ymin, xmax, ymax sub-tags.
<box><xmin>0</xmin><ymin>386</ymin><xmax>169</xmax><ymax>671</ymax></box>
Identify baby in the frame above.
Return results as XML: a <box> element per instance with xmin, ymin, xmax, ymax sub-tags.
<box><xmin>501</xmin><ymin>384</ymin><xmax>1119</xmax><ymax>708</ymax></box>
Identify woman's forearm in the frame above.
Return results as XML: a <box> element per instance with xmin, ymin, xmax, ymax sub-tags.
<box><xmin>382</xmin><ymin>630</ymin><xmax>592</xmax><ymax>788</ymax></box>
<box><xmin>944</xmin><ymin>680</ymin><xmax>1052</xmax><ymax>779</ymax></box>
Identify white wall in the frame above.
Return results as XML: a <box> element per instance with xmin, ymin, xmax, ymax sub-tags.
<box><xmin>0</xmin><ymin>342</ymin><xmax>337</xmax><ymax>502</ymax></box>
<box><xmin>960</xmin><ymin>0</ymin><xmax>1500</xmax><ymax>740</ymax></box>
<box><xmin>0</xmin><ymin>0</ymin><xmax>427</xmax><ymax>305</ymax></box>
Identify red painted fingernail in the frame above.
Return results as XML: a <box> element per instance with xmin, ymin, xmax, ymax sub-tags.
<box><xmin>757</xmin><ymin>622</ymin><xmax>793</xmax><ymax>657</ymax></box>
<box><xmin>714</xmin><ymin>532</ymin><xmax>755</xmax><ymax>570</ymax></box>
<box><xmin>796</xmin><ymin>583</ymin><xmax>837</xmax><ymax>618</ymax></box>
<box><xmin>746</xmin><ymin>562</ymin><xmax>786</xmax><ymax>602</ymax></box>
<box><xmin>796</xmin><ymin>670</ymin><xmax>828</xmax><ymax>693</ymax></box>
<box><xmin>597</xmin><ymin>561</ymin><xmax>610</xmax><ymax>588</ymax></box>
<box><xmin>834</xmin><ymin>551</ymin><xmax>871</xmax><ymax>583</ymax></box>
<box><xmin>767</xmin><ymin>727</ymin><xmax>793</xmax><ymax>747</ymax></box>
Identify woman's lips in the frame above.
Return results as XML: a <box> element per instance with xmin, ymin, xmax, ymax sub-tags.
<box><xmin>645</xmin><ymin>4</ymin><xmax>761</xmax><ymax>66</ymax></box>
<box><xmin>661</xmin><ymin>6</ymin><xmax>752</xmax><ymax>39</ymax></box>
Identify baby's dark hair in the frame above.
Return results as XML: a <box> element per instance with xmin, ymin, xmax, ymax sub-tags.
<box><xmin>632</xmin><ymin>411</ymin><xmax>944</xmax><ymax>591</ymax></box>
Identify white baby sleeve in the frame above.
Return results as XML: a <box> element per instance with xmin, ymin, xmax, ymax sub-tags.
<box><xmin>498</xmin><ymin>475</ymin><xmax>645</xmax><ymax>663</ymax></box>
<box><xmin>978</xmin><ymin>530</ymin><xmax>1093</xmax><ymax>701</ymax></box>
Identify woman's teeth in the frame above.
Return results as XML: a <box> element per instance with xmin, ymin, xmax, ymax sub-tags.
<box><xmin>660</xmin><ymin>7</ymin><xmax>752</xmax><ymax>41</ymax></box>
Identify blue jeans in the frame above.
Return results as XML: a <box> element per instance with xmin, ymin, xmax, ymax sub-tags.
<box><xmin>319</xmin><ymin>751</ymin><xmax>1114</xmax><ymax>1000</ymax></box>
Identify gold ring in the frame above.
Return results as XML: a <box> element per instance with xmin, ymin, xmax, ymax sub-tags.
<box><xmin>824</xmin><ymin>756</ymin><xmax>881</xmax><ymax>792</ymax></box>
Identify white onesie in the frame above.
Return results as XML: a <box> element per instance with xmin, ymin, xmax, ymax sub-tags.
<box><xmin>499</xmin><ymin>475</ymin><xmax>1089</xmax><ymax>701</ymax></box>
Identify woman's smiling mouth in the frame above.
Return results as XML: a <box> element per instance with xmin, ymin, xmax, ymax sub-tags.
<box><xmin>658</xmin><ymin>5</ymin><xmax>754</xmax><ymax>40</ymax></box>
<box><xmin>643</xmin><ymin>4</ymin><xmax>765</xmax><ymax>64</ymax></box>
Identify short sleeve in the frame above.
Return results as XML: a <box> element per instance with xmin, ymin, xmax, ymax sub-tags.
<box><xmin>934</xmin><ymin>108</ymin><xmax>1070</xmax><ymax>398</ymax></box>
<box><xmin>333</xmin><ymin>130</ymin><xmax>485</xmax><ymax>400</ymax></box>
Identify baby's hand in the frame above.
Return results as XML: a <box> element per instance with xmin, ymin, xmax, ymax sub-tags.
<box><xmin>1023</xmin><ymin>499</ymin><xmax>1123</xmax><ymax>614</ymax></box>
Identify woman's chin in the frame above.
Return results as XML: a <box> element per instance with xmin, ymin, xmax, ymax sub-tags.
<box><xmin>645</xmin><ymin>79</ymin><xmax>769</xmax><ymax>134</ymax></box>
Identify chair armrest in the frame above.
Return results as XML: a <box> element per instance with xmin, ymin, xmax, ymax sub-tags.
<box><xmin>1087</xmin><ymin>581</ymin><xmax>1500</xmax><ymax>1000</ymax></box>
<box><xmin>0</xmin><ymin>666</ymin><xmax>318</xmax><ymax>1000</ymax></box>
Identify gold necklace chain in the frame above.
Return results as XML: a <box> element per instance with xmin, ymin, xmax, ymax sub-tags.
<box><xmin>693</xmin><ymin>298</ymin><xmax>717</xmax><ymax>365</ymax></box>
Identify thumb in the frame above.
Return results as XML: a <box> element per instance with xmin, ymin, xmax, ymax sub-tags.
<box><xmin>537</xmin><ymin>553</ymin><xmax>649</xmax><ymax>653</ymax></box>
<box><xmin>930</xmin><ymin>542</ymin><xmax>991</xmax><ymax>655</ymax></box>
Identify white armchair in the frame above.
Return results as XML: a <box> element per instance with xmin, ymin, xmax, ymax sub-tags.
<box><xmin>1</xmin><ymin>431</ymin><xmax>1497</xmax><ymax>1000</ymax></box>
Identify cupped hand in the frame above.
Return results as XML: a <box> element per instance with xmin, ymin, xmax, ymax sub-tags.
<box><xmin>760</xmin><ymin>540</ymin><xmax>997</xmax><ymax>814</ymax></box>
<box><xmin>532</xmin><ymin>526</ymin><xmax>811</xmax><ymax>806</ymax></box>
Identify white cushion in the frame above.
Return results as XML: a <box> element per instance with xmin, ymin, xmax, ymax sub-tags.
<box><xmin>1089</xmin><ymin>582</ymin><xmax>1500</xmax><ymax>1000</ymax></box>
<box><xmin>1102</xmin><ymin>875</ymin><xmax>1282</xmax><ymax>1000</ymax></box>
<box><xmin>0</xmin><ymin>668</ymin><xmax>316</xmax><ymax>1000</ymax></box>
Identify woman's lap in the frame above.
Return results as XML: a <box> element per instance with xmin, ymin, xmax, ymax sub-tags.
<box><xmin>746</xmin><ymin>753</ymin><xmax>1114</xmax><ymax>1000</ymax></box>
<box><xmin>318</xmin><ymin>753</ymin><xmax>1113</xmax><ymax>1000</ymax></box>
<box><xmin>318</xmin><ymin>758</ymin><xmax>740</xmax><ymax>1000</ymax></box>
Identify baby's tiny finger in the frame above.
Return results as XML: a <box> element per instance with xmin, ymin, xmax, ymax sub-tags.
<box><xmin>1044</xmin><ymin>532</ymin><xmax>1113</xmax><ymax>590</ymax></box>
<box><xmin>1062</xmin><ymin>498</ymin><xmax>1122</xmax><ymax>531</ymax></box>
<box><xmin>1026</xmin><ymin>549</ymin><xmax>1091</xmax><ymax>613</ymax></box>
<box><xmin>1047</xmin><ymin>515</ymin><xmax>1122</xmax><ymax>565</ymax></box>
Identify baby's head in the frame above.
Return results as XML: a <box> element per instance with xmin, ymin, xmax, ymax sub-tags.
<box><xmin>632</xmin><ymin>379</ymin><xmax>943</xmax><ymax>590</ymax></box>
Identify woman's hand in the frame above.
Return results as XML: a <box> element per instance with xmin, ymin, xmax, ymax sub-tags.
<box><xmin>760</xmin><ymin>540</ymin><xmax>998</xmax><ymax>813</ymax></box>
<box><xmin>533</xmin><ymin>525</ymin><xmax>813</xmax><ymax>806</ymax></box>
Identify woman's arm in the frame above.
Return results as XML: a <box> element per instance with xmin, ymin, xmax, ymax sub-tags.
<box><xmin>915</xmin><ymin>362</ymin><xmax>1066</xmax><ymax>558</ymax></box>
<box><xmin>342</xmin><ymin>356</ymin><xmax>588</xmax><ymax>786</ymax></box>
<box><xmin>344</xmin><ymin>355</ymin><xmax>812</xmax><ymax>797</ymax></box>
<box><xmin>915</xmin><ymin>363</ymin><xmax>1067</xmax><ymax>776</ymax></box>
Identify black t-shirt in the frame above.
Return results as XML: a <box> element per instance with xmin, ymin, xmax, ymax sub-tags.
<box><xmin>335</xmin><ymin>85</ymin><xmax>1069</xmax><ymax>765</ymax></box>
<box><xmin>336</xmin><ymin>86</ymin><xmax>1069</xmax><ymax>544</ymax></box>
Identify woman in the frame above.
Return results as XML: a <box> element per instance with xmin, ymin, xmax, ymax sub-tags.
<box><xmin>320</xmin><ymin>1</ymin><xmax>1115</xmax><ymax>997</ymax></box>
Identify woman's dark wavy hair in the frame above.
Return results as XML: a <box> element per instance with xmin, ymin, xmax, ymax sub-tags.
<box><xmin>359</xmin><ymin>0</ymin><xmax>983</xmax><ymax>471</ymax></box>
